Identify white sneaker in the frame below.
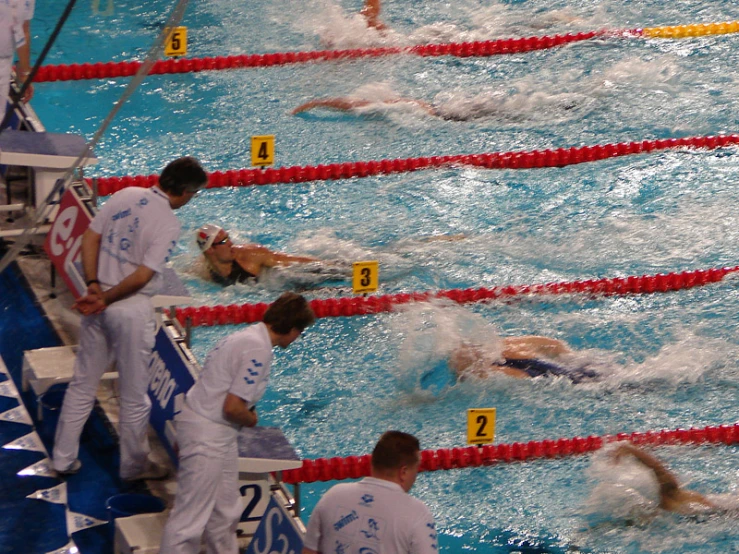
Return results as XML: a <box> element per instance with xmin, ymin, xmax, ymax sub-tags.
<box><xmin>56</xmin><ymin>459</ymin><xmax>82</xmax><ymax>476</ymax></box>
<box><xmin>123</xmin><ymin>460</ymin><xmax>170</xmax><ymax>482</ymax></box>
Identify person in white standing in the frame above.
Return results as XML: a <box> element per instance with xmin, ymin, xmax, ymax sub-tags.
<box><xmin>52</xmin><ymin>156</ymin><xmax>208</xmax><ymax>480</ymax></box>
<box><xmin>303</xmin><ymin>430</ymin><xmax>438</xmax><ymax>554</ymax></box>
<box><xmin>160</xmin><ymin>292</ymin><xmax>316</xmax><ymax>554</ymax></box>
<box><xmin>0</xmin><ymin>0</ymin><xmax>34</xmax><ymax>126</ymax></box>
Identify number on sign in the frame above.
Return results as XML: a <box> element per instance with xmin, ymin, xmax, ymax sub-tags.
<box><xmin>257</xmin><ymin>142</ymin><xmax>269</xmax><ymax>160</ymax></box>
<box><xmin>475</xmin><ymin>415</ymin><xmax>487</xmax><ymax>437</ymax></box>
<box><xmin>239</xmin><ymin>484</ymin><xmax>263</xmax><ymax>522</ymax></box>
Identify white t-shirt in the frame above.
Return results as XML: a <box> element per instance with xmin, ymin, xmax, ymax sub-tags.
<box><xmin>303</xmin><ymin>477</ymin><xmax>438</xmax><ymax>554</ymax></box>
<box><xmin>0</xmin><ymin>0</ymin><xmax>34</xmax><ymax>58</ymax></box>
<box><xmin>186</xmin><ymin>322</ymin><xmax>273</xmax><ymax>428</ymax></box>
<box><xmin>89</xmin><ymin>186</ymin><xmax>180</xmax><ymax>297</ymax></box>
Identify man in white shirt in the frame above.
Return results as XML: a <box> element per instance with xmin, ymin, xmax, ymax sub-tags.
<box><xmin>160</xmin><ymin>292</ymin><xmax>315</xmax><ymax>554</ymax></box>
<box><xmin>52</xmin><ymin>156</ymin><xmax>208</xmax><ymax>480</ymax></box>
<box><xmin>0</xmin><ymin>0</ymin><xmax>34</xmax><ymax>126</ymax></box>
<box><xmin>303</xmin><ymin>430</ymin><xmax>438</xmax><ymax>554</ymax></box>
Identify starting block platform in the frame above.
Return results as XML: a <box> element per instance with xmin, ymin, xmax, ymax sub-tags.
<box><xmin>113</xmin><ymin>427</ymin><xmax>304</xmax><ymax>554</ymax></box>
<box><xmin>0</xmin><ymin>129</ymin><xmax>98</xmax><ymax>210</ymax></box>
<box><xmin>21</xmin><ymin>345</ymin><xmax>118</xmax><ymax>420</ymax></box>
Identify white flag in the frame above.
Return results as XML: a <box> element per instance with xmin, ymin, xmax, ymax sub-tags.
<box><xmin>44</xmin><ymin>538</ymin><xmax>79</xmax><ymax>554</ymax></box>
<box><xmin>3</xmin><ymin>431</ymin><xmax>48</xmax><ymax>453</ymax></box>
<box><xmin>0</xmin><ymin>380</ymin><xmax>20</xmax><ymax>398</ymax></box>
<box><xmin>66</xmin><ymin>509</ymin><xmax>107</xmax><ymax>534</ymax></box>
<box><xmin>27</xmin><ymin>482</ymin><xmax>68</xmax><ymax>505</ymax></box>
<box><xmin>17</xmin><ymin>458</ymin><xmax>57</xmax><ymax>478</ymax></box>
<box><xmin>0</xmin><ymin>405</ymin><xmax>33</xmax><ymax>425</ymax></box>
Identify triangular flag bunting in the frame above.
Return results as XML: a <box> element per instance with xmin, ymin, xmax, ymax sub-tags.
<box><xmin>3</xmin><ymin>431</ymin><xmax>48</xmax><ymax>453</ymax></box>
<box><xmin>66</xmin><ymin>509</ymin><xmax>107</xmax><ymax>534</ymax></box>
<box><xmin>27</xmin><ymin>482</ymin><xmax>68</xmax><ymax>504</ymax></box>
<box><xmin>17</xmin><ymin>458</ymin><xmax>57</xmax><ymax>478</ymax></box>
<box><xmin>0</xmin><ymin>380</ymin><xmax>20</xmax><ymax>398</ymax></box>
<box><xmin>0</xmin><ymin>405</ymin><xmax>33</xmax><ymax>425</ymax></box>
<box><xmin>44</xmin><ymin>538</ymin><xmax>79</xmax><ymax>554</ymax></box>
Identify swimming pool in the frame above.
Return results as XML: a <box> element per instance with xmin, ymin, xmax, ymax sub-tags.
<box><xmin>30</xmin><ymin>0</ymin><xmax>739</xmax><ymax>551</ymax></box>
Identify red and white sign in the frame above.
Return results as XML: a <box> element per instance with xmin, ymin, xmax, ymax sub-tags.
<box><xmin>43</xmin><ymin>183</ymin><xmax>96</xmax><ymax>299</ymax></box>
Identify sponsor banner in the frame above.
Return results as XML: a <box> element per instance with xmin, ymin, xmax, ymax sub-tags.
<box><xmin>245</xmin><ymin>496</ymin><xmax>303</xmax><ymax>554</ymax></box>
<box><xmin>148</xmin><ymin>324</ymin><xmax>198</xmax><ymax>464</ymax></box>
<box><xmin>3</xmin><ymin>431</ymin><xmax>48</xmax><ymax>453</ymax></box>
<box><xmin>28</xmin><ymin>483</ymin><xmax>68</xmax><ymax>505</ymax></box>
<box><xmin>43</xmin><ymin>183</ymin><xmax>96</xmax><ymax>299</ymax></box>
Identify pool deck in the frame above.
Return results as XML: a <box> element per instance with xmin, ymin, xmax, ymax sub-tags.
<box><xmin>0</xmin><ymin>164</ymin><xmax>186</xmax><ymax>552</ymax></box>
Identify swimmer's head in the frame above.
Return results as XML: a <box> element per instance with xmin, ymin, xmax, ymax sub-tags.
<box><xmin>196</xmin><ymin>224</ymin><xmax>224</xmax><ymax>252</ymax></box>
<box><xmin>449</xmin><ymin>342</ymin><xmax>484</xmax><ymax>375</ymax></box>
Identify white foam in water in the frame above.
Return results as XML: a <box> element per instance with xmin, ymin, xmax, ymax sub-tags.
<box><xmin>582</xmin><ymin>442</ymin><xmax>661</xmax><ymax>524</ymax></box>
<box><xmin>389</xmin><ymin>301</ymin><xmax>504</xmax><ymax>396</ymax></box>
<box><xmin>311</xmin><ymin>56</ymin><xmax>688</xmax><ymax>125</ymax></box>
<box><xmin>307</xmin><ymin>0</ymin><xmax>602</xmax><ymax>48</ymax></box>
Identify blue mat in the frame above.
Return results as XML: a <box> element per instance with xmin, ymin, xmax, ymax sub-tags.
<box><xmin>0</xmin><ymin>250</ymin><xmax>147</xmax><ymax>554</ymax></box>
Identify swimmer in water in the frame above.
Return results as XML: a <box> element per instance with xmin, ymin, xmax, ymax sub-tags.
<box><xmin>291</xmin><ymin>96</ymin><xmax>438</xmax><ymax>116</ymax></box>
<box><xmin>291</xmin><ymin>93</ymin><xmax>578</xmax><ymax>122</ymax></box>
<box><xmin>610</xmin><ymin>442</ymin><xmax>739</xmax><ymax>516</ymax></box>
<box><xmin>196</xmin><ymin>224</ymin><xmax>338</xmax><ymax>286</ymax></box>
<box><xmin>360</xmin><ymin>0</ymin><xmax>386</xmax><ymax>30</ymax></box>
<box><xmin>449</xmin><ymin>336</ymin><xmax>599</xmax><ymax>383</ymax></box>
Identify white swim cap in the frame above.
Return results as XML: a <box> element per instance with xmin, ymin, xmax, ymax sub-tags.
<box><xmin>196</xmin><ymin>224</ymin><xmax>223</xmax><ymax>251</ymax></box>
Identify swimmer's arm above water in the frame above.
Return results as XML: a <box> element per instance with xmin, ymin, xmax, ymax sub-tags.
<box><xmin>291</xmin><ymin>97</ymin><xmax>438</xmax><ymax>116</ymax></box>
<box><xmin>609</xmin><ymin>443</ymin><xmax>713</xmax><ymax>512</ymax></box>
<box><xmin>291</xmin><ymin>98</ymin><xmax>371</xmax><ymax>114</ymax></box>
<box><xmin>233</xmin><ymin>244</ymin><xmax>320</xmax><ymax>276</ymax></box>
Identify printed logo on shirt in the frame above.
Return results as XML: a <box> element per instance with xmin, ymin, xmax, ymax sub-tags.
<box><xmin>333</xmin><ymin>539</ymin><xmax>350</xmax><ymax>554</ymax></box>
<box><xmin>165</xmin><ymin>239</ymin><xmax>177</xmax><ymax>263</ymax></box>
<box><xmin>359</xmin><ymin>517</ymin><xmax>381</xmax><ymax>540</ymax></box>
<box><xmin>359</xmin><ymin>494</ymin><xmax>374</xmax><ymax>507</ymax></box>
<box><xmin>251</xmin><ymin>359</ymin><xmax>263</xmax><ymax>367</ymax></box>
<box><xmin>138</xmin><ymin>198</ymin><xmax>148</xmax><ymax>206</ymax></box>
<box><xmin>119</xmin><ymin>238</ymin><xmax>132</xmax><ymax>251</ymax></box>
<box><xmin>427</xmin><ymin>522</ymin><xmax>438</xmax><ymax>550</ymax></box>
<box><xmin>358</xmin><ymin>548</ymin><xmax>379</xmax><ymax>554</ymax></box>
<box><xmin>111</xmin><ymin>208</ymin><xmax>131</xmax><ymax>221</ymax></box>
<box><xmin>332</xmin><ymin>509</ymin><xmax>359</xmax><ymax>532</ymax></box>
<box><xmin>127</xmin><ymin>217</ymin><xmax>140</xmax><ymax>234</ymax></box>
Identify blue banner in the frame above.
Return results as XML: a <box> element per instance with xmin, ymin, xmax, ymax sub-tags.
<box><xmin>245</xmin><ymin>496</ymin><xmax>303</xmax><ymax>554</ymax></box>
<box><xmin>147</xmin><ymin>324</ymin><xmax>198</xmax><ymax>464</ymax></box>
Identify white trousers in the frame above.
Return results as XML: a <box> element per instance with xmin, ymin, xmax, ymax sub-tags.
<box><xmin>0</xmin><ymin>57</ymin><xmax>10</xmax><ymax>126</ymax></box>
<box><xmin>52</xmin><ymin>294</ymin><xmax>156</xmax><ymax>479</ymax></box>
<box><xmin>160</xmin><ymin>404</ymin><xmax>241</xmax><ymax>554</ymax></box>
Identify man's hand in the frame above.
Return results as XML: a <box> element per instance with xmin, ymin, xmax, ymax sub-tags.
<box><xmin>72</xmin><ymin>289</ymin><xmax>107</xmax><ymax>316</ymax></box>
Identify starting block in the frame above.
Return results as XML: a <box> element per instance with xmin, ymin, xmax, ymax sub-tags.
<box><xmin>21</xmin><ymin>345</ymin><xmax>118</xmax><ymax>419</ymax></box>
<box><xmin>114</xmin><ymin>511</ymin><xmax>169</xmax><ymax>554</ymax></box>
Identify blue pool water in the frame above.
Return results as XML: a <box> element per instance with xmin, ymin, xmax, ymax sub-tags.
<box><xmin>29</xmin><ymin>0</ymin><xmax>739</xmax><ymax>551</ymax></box>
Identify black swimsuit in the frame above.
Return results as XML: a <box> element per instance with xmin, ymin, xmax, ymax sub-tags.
<box><xmin>501</xmin><ymin>358</ymin><xmax>599</xmax><ymax>384</ymax></box>
<box><xmin>211</xmin><ymin>262</ymin><xmax>257</xmax><ymax>286</ymax></box>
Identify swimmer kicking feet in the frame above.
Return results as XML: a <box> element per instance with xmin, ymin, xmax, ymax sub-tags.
<box><xmin>449</xmin><ymin>336</ymin><xmax>599</xmax><ymax>383</ymax></box>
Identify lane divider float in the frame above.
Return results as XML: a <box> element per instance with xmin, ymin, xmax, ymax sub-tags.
<box><xmin>32</xmin><ymin>21</ymin><xmax>739</xmax><ymax>83</ymax></box>
<box><xmin>91</xmin><ymin>134</ymin><xmax>739</xmax><ymax>195</ymax></box>
<box><xmin>173</xmin><ymin>265</ymin><xmax>739</xmax><ymax>327</ymax></box>
<box><xmin>282</xmin><ymin>422</ymin><xmax>739</xmax><ymax>484</ymax></box>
